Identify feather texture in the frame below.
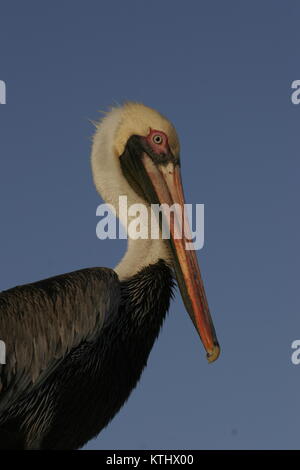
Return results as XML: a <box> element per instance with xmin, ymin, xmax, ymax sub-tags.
<box><xmin>0</xmin><ymin>261</ymin><xmax>174</xmax><ymax>449</ymax></box>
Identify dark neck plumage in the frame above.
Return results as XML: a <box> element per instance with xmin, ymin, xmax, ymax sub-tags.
<box><xmin>120</xmin><ymin>259</ymin><xmax>175</xmax><ymax>323</ymax></box>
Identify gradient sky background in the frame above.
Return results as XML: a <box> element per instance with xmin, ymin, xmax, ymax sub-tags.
<box><xmin>0</xmin><ymin>1</ymin><xmax>299</xmax><ymax>450</ymax></box>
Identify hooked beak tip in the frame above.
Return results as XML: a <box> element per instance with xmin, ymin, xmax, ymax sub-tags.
<box><xmin>206</xmin><ymin>343</ymin><xmax>221</xmax><ymax>364</ymax></box>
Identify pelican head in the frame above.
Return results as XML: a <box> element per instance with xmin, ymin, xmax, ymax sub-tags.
<box><xmin>91</xmin><ymin>102</ymin><xmax>220</xmax><ymax>363</ymax></box>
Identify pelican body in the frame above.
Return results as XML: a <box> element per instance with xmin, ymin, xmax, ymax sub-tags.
<box><xmin>0</xmin><ymin>103</ymin><xmax>219</xmax><ymax>449</ymax></box>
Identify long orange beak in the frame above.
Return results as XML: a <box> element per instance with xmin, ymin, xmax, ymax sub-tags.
<box><xmin>142</xmin><ymin>154</ymin><xmax>220</xmax><ymax>363</ymax></box>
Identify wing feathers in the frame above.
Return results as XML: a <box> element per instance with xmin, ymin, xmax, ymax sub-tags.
<box><xmin>0</xmin><ymin>267</ymin><xmax>120</xmax><ymax>411</ymax></box>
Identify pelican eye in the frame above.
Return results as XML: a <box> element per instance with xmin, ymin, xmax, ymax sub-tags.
<box><xmin>152</xmin><ymin>134</ymin><xmax>163</xmax><ymax>145</ymax></box>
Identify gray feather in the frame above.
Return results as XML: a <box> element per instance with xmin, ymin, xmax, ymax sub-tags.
<box><xmin>0</xmin><ymin>267</ymin><xmax>120</xmax><ymax>412</ymax></box>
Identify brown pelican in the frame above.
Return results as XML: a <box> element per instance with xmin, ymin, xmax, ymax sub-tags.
<box><xmin>0</xmin><ymin>102</ymin><xmax>220</xmax><ymax>450</ymax></box>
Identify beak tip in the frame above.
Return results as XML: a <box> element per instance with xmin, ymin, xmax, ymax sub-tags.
<box><xmin>206</xmin><ymin>343</ymin><xmax>220</xmax><ymax>363</ymax></box>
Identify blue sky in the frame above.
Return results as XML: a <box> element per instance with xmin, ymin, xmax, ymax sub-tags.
<box><xmin>0</xmin><ymin>1</ymin><xmax>299</xmax><ymax>449</ymax></box>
